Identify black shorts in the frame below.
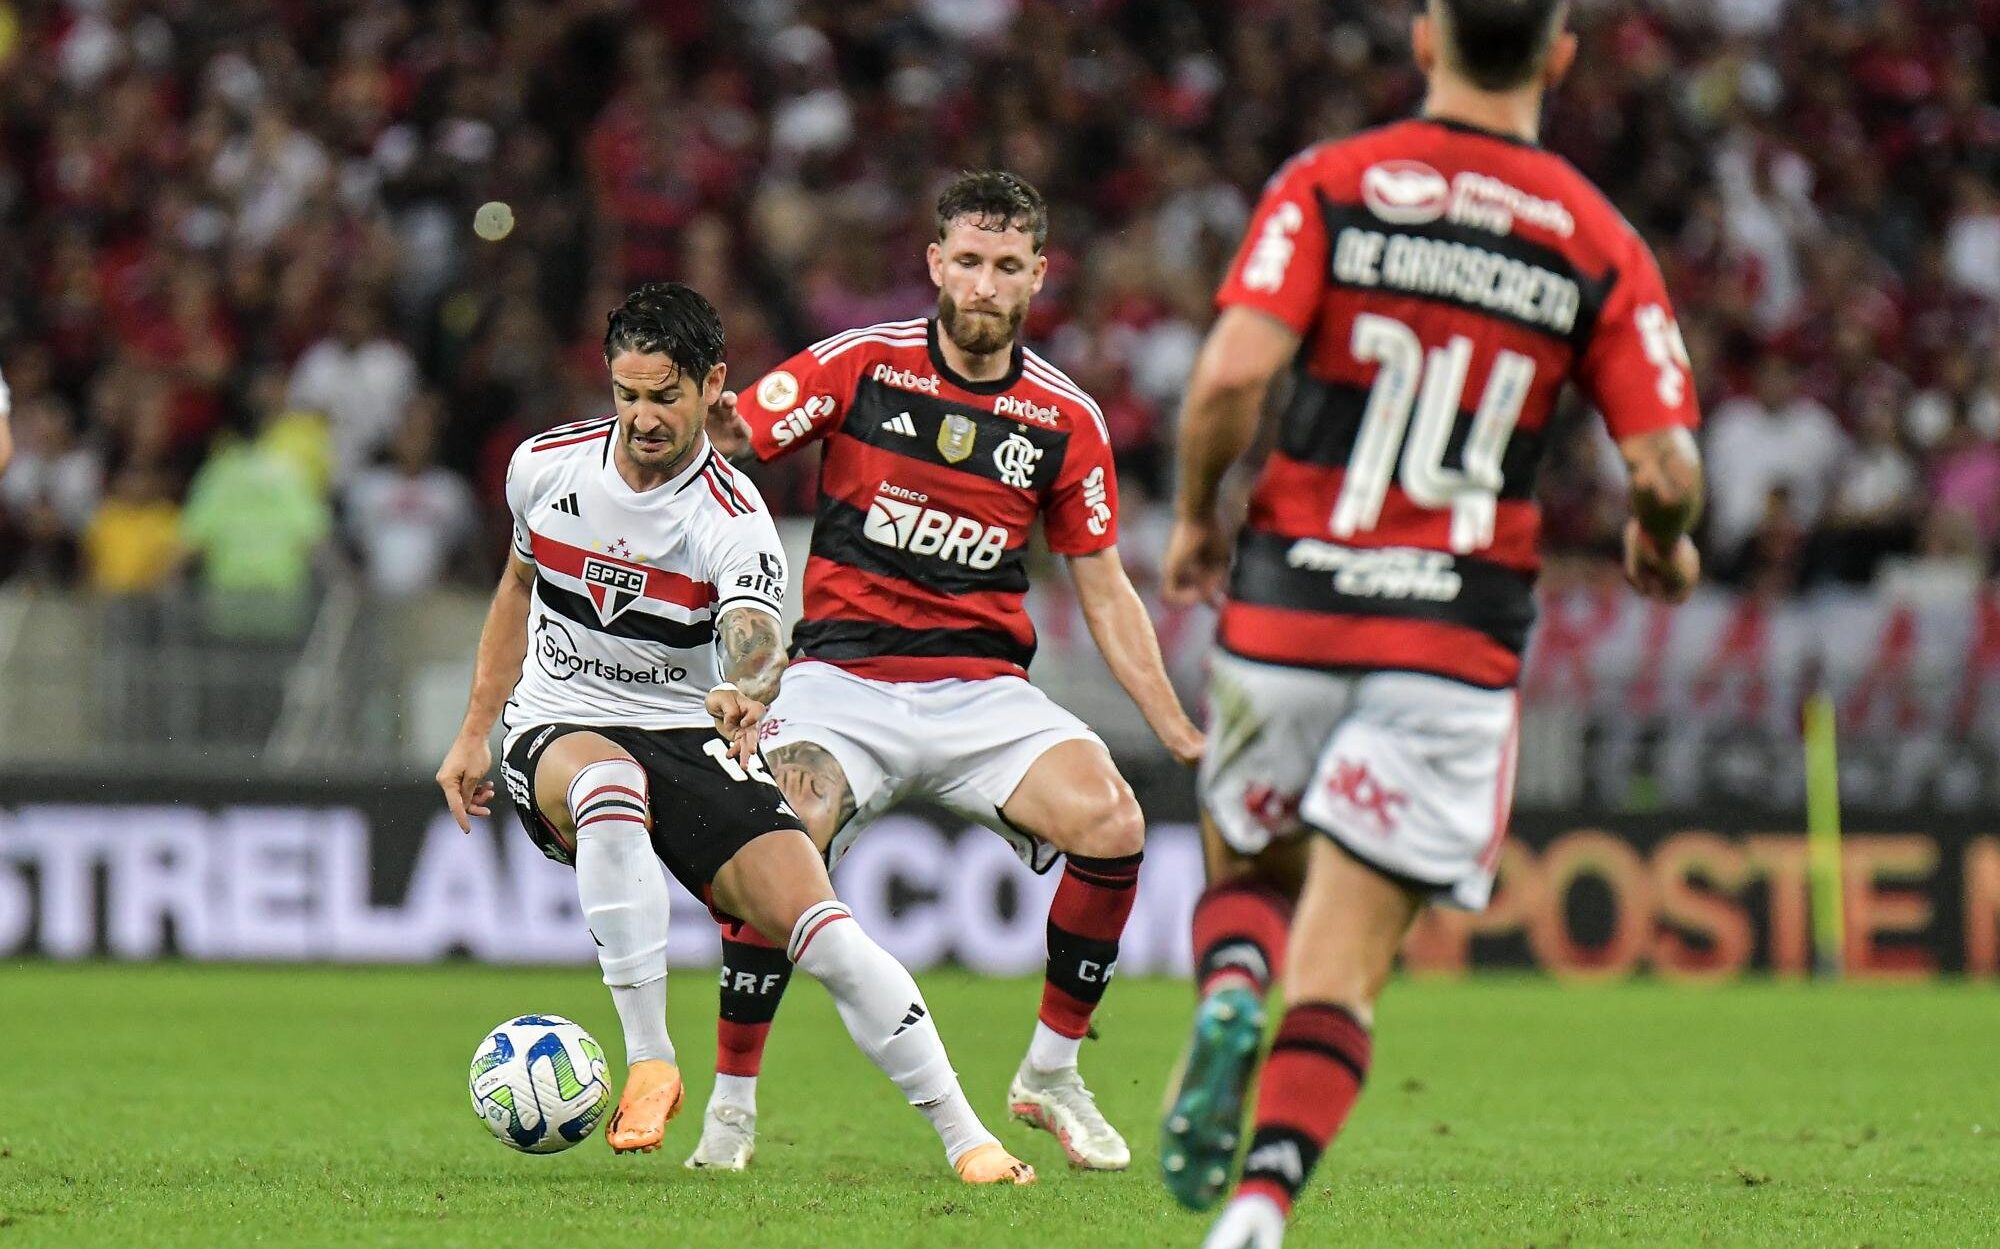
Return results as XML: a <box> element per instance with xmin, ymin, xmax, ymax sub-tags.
<box><xmin>501</xmin><ymin>722</ymin><xmax>804</xmax><ymax>898</ymax></box>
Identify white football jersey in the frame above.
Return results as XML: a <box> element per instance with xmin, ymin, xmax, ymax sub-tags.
<box><xmin>500</xmin><ymin>417</ymin><xmax>786</xmax><ymax>742</ymax></box>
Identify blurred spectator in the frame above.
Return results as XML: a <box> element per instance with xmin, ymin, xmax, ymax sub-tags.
<box><xmin>342</xmin><ymin>393</ymin><xmax>477</xmax><ymax>598</ymax></box>
<box><xmin>0</xmin><ymin>396</ymin><xmax>101</xmax><ymax>582</ymax></box>
<box><xmin>0</xmin><ymin>0</ymin><xmax>1991</xmax><ymax>598</ymax></box>
<box><xmin>1702</xmin><ymin>356</ymin><xmax>1847</xmax><ymax>571</ymax></box>
<box><xmin>287</xmin><ymin>295</ymin><xmax>419</xmax><ymax>482</ymax></box>
<box><xmin>1818</xmin><ymin>391</ymin><xmax>1921</xmax><ymax>584</ymax></box>
<box><xmin>178</xmin><ymin>421</ymin><xmax>330</xmax><ymax>641</ymax></box>
<box><xmin>83</xmin><ymin>466</ymin><xmax>182</xmax><ymax>594</ymax></box>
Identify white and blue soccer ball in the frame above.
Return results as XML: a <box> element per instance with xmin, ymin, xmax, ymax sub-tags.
<box><xmin>469</xmin><ymin>1015</ymin><xmax>611</xmax><ymax>1153</ymax></box>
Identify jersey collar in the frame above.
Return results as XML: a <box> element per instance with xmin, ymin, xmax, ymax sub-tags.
<box><xmin>927</xmin><ymin>317</ymin><xmax>1024</xmax><ymax>396</ymax></box>
<box><xmin>1416</xmin><ymin>114</ymin><xmax>1543</xmax><ymax>150</ymax></box>
<box><xmin>600</xmin><ymin>431</ymin><xmax>713</xmax><ymax>500</ymax></box>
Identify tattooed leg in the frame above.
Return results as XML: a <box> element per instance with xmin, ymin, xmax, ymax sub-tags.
<box><xmin>765</xmin><ymin>741</ymin><xmax>857</xmax><ymax>856</ymax></box>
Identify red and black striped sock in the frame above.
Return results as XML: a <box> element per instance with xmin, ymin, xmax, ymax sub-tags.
<box><xmin>1237</xmin><ymin>1002</ymin><xmax>1372</xmax><ymax>1216</ymax></box>
<box><xmin>1190</xmin><ymin>877</ymin><xmax>1294</xmax><ymax>998</ymax></box>
<box><xmin>1038</xmin><ymin>851</ymin><xmax>1144</xmax><ymax>1039</ymax></box>
<box><xmin>716</xmin><ymin>919</ymin><xmax>792</xmax><ymax>1077</ymax></box>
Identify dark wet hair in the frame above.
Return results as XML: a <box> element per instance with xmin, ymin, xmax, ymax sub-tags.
<box><xmin>1437</xmin><ymin>0</ymin><xmax>1566</xmax><ymax>91</ymax></box>
<box><xmin>935</xmin><ymin>170</ymin><xmax>1048</xmax><ymax>252</ymax></box>
<box><xmin>602</xmin><ymin>281</ymin><xmax>725</xmax><ymax>378</ymax></box>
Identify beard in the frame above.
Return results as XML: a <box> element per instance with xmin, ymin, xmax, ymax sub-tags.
<box><xmin>938</xmin><ymin>291</ymin><xmax>1025</xmax><ymax>358</ymax></box>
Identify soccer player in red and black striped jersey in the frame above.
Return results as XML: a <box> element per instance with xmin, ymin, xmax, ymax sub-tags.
<box><xmin>698</xmin><ymin>172</ymin><xmax>1204</xmax><ymax>1173</ymax></box>
<box><xmin>1160</xmin><ymin>3</ymin><xmax>1704</xmax><ymax>1243</ymax></box>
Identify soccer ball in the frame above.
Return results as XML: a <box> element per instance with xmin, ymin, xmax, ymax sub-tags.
<box><xmin>469</xmin><ymin>1015</ymin><xmax>612</xmax><ymax>1153</ymax></box>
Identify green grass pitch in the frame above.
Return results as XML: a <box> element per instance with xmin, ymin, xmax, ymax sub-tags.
<box><xmin>4</xmin><ymin>966</ymin><xmax>1996</xmax><ymax>1247</ymax></box>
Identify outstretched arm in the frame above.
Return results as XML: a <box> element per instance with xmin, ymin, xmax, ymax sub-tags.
<box><xmin>1618</xmin><ymin>426</ymin><xmax>1704</xmax><ymax>603</ymax></box>
<box><xmin>1067</xmin><ymin>547</ymin><xmax>1204</xmax><ymax>766</ymax></box>
<box><xmin>708</xmin><ymin>605</ymin><xmax>787</xmax><ymax>765</ymax></box>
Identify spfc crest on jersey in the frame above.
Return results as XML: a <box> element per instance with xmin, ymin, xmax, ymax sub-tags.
<box><xmin>582</xmin><ymin>556</ymin><xmax>647</xmax><ymax>625</ymax></box>
<box><xmin>937</xmin><ymin>413</ymin><xmax>977</xmax><ymax>463</ymax></box>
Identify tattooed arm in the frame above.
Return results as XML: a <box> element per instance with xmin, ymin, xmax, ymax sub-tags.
<box><xmin>706</xmin><ymin>605</ymin><xmax>787</xmax><ymax>765</ymax></box>
<box><xmin>717</xmin><ymin>605</ymin><xmax>786</xmax><ymax>703</ymax></box>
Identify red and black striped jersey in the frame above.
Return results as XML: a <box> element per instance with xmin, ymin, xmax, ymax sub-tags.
<box><xmin>1214</xmin><ymin>117</ymin><xmax>1700</xmax><ymax>688</ymax></box>
<box><xmin>741</xmin><ymin>317</ymin><xmax>1118</xmax><ymax>682</ymax></box>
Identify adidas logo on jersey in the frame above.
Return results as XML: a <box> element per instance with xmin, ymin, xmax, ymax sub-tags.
<box><xmin>552</xmin><ymin>493</ymin><xmax>580</xmax><ymax>516</ymax></box>
<box><xmin>881</xmin><ymin>411</ymin><xmax>918</xmax><ymax>437</ymax></box>
<box><xmin>863</xmin><ymin>489</ymin><xmax>1009</xmax><ymax>570</ymax></box>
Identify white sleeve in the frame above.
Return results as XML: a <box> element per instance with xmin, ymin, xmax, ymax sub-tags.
<box><xmin>704</xmin><ymin>509</ymin><xmax>788</xmax><ymax>624</ymax></box>
<box><xmin>504</xmin><ymin>441</ymin><xmax>537</xmax><ymax>563</ymax></box>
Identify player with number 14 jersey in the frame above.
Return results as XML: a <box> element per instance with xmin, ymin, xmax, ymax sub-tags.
<box><xmin>1162</xmin><ymin>2</ymin><xmax>1708</xmax><ymax>1243</ymax></box>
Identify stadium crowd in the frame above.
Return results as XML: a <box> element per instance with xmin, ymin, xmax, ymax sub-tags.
<box><xmin>0</xmin><ymin>0</ymin><xmax>1995</xmax><ymax>608</ymax></box>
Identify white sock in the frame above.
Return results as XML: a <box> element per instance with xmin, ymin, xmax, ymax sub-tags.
<box><xmin>1025</xmin><ymin>1020</ymin><xmax>1082</xmax><ymax>1073</ymax></box>
<box><xmin>609</xmin><ymin>977</ymin><xmax>674</xmax><ymax>1065</ymax></box>
<box><xmin>915</xmin><ymin>1085</ymin><xmax>997</xmax><ymax>1164</ymax></box>
<box><xmin>787</xmin><ymin>900</ymin><xmax>996</xmax><ymax>1159</ymax></box>
<box><xmin>569</xmin><ymin>758</ymin><xmax>675</xmax><ymax>1066</ymax></box>
<box><xmin>709</xmin><ymin>1072</ymin><xmax>757</xmax><ymax>1115</ymax></box>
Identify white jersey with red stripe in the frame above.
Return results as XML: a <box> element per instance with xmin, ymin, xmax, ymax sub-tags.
<box><xmin>500</xmin><ymin>418</ymin><xmax>787</xmax><ymax>741</ymax></box>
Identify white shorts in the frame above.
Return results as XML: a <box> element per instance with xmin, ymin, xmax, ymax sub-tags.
<box><xmin>761</xmin><ymin>660</ymin><xmax>1103</xmax><ymax>873</ymax></box>
<box><xmin>1199</xmin><ymin>652</ymin><xmax>1518</xmax><ymax>911</ymax></box>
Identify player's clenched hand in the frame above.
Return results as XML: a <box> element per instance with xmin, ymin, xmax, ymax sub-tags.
<box><xmin>1163</xmin><ymin>516</ymin><xmax>1230</xmax><ymax>608</ymax></box>
<box><xmin>1622</xmin><ymin>520</ymin><xmax>1700</xmax><ymax>605</ymax></box>
<box><xmin>706</xmin><ymin>685</ymin><xmax>765</xmax><ymax>768</ymax></box>
<box><xmin>437</xmin><ymin>733</ymin><xmax>495</xmax><ymax>833</ymax></box>
<box><xmin>706</xmin><ymin>389</ymin><xmax>751</xmax><ymax>459</ymax></box>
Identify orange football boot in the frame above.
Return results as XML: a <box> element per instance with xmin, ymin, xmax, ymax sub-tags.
<box><xmin>953</xmin><ymin>1142</ymin><xmax>1037</xmax><ymax>1185</ymax></box>
<box><xmin>605</xmin><ymin>1059</ymin><xmax>685</xmax><ymax>1154</ymax></box>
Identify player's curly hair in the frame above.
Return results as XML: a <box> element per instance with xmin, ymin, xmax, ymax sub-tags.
<box><xmin>603</xmin><ymin>282</ymin><xmax>726</xmax><ymax>378</ymax></box>
<box><xmin>935</xmin><ymin>170</ymin><xmax>1047</xmax><ymax>252</ymax></box>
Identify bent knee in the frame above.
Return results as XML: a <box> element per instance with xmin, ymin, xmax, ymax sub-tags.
<box><xmin>1056</xmin><ymin>780</ymin><xmax>1145</xmax><ymax>859</ymax></box>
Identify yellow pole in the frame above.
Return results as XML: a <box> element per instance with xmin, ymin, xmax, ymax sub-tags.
<box><xmin>1802</xmin><ymin>692</ymin><xmax>1844</xmax><ymax>978</ymax></box>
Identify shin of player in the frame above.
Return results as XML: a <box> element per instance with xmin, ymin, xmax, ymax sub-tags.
<box><xmin>1162</xmin><ymin>3</ymin><xmax>1707</xmax><ymax>1244</ymax></box>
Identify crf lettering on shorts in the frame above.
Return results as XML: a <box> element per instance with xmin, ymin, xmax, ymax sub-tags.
<box><xmin>1286</xmin><ymin>539</ymin><xmax>1463</xmax><ymax>602</ymax></box>
<box><xmin>862</xmin><ymin>490</ymin><xmax>1010</xmax><ymax>569</ymax></box>
<box><xmin>1322</xmin><ymin>758</ymin><xmax>1407</xmax><ymax>836</ymax></box>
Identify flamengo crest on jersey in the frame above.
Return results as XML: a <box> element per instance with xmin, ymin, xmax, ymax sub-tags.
<box><xmin>1214</xmin><ymin>119</ymin><xmax>1699</xmax><ymax>689</ymax></box>
<box><xmin>741</xmin><ymin>317</ymin><xmax>1119</xmax><ymax>683</ymax></box>
<box><xmin>501</xmin><ymin>422</ymin><xmax>786</xmax><ymax>736</ymax></box>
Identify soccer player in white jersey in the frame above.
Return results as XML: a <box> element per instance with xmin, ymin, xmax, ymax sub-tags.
<box><xmin>436</xmin><ymin>283</ymin><xmax>1035</xmax><ymax>1184</ymax></box>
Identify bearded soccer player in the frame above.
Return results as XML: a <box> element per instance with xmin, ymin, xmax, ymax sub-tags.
<box><xmin>436</xmin><ymin>283</ymin><xmax>1033</xmax><ymax>1184</ymax></box>
<box><xmin>699</xmin><ymin>171</ymin><xmax>1204</xmax><ymax>1172</ymax></box>
<box><xmin>1159</xmin><ymin>3</ymin><xmax>1705</xmax><ymax>1244</ymax></box>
